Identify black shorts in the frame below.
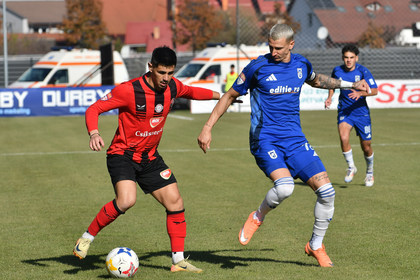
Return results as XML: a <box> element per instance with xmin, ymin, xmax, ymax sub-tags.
<box><xmin>106</xmin><ymin>154</ymin><xmax>177</xmax><ymax>194</ymax></box>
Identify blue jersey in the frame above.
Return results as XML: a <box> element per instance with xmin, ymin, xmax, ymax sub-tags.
<box><xmin>331</xmin><ymin>64</ymin><xmax>377</xmax><ymax>115</ymax></box>
<box><xmin>232</xmin><ymin>53</ymin><xmax>315</xmax><ymax>153</ymax></box>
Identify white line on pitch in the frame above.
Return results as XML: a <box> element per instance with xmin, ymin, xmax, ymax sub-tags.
<box><xmin>168</xmin><ymin>114</ymin><xmax>194</xmax><ymax>121</ymax></box>
<box><xmin>1</xmin><ymin>142</ymin><xmax>419</xmax><ymax>157</ymax></box>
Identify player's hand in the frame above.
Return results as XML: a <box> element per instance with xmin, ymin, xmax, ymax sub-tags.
<box><xmin>89</xmin><ymin>133</ymin><xmax>105</xmax><ymax>151</ymax></box>
<box><xmin>197</xmin><ymin>126</ymin><xmax>212</xmax><ymax>153</ymax></box>
<box><xmin>348</xmin><ymin>90</ymin><xmax>362</xmax><ymax>100</ymax></box>
<box><xmin>324</xmin><ymin>98</ymin><xmax>332</xmax><ymax>110</ymax></box>
<box><xmin>353</xmin><ymin>79</ymin><xmax>371</xmax><ymax>94</ymax></box>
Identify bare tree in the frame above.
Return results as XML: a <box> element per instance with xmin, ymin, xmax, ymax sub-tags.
<box><xmin>261</xmin><ymin>2</ymin><xmax>300</xmax><ymax>37</ymax></box>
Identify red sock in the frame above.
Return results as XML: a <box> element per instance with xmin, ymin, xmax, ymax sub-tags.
<box><xmin>87</xmin><ymin>200</ymin><xmax>123</xmax><ymax>236</ymax></box>
<box><xmin>166</xmin><ymin>210</ymin><xmax>186</xmax><ymax>252</ymax></box>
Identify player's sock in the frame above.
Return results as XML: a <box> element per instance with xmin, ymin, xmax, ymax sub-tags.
<box><xmin>172</xmin><ymin>251</ymin><xmax>185</xmax><ymax>264</ymax></box>
<box><xmin>255</xmin><ymin>177</ymin><xmax>294</xmax><ymax>222</ymax></box>
<box><xmin>365</xmin><ymin>153</ymin><xmax>374</xmax><ymax>174</ymax></box>
<box><xmin>312</xmin><ymin>183</ymin><xmax>335</xmax><ymax>250</ymax></box>
<box><xmin>87</xmin><ymin>199</ymin><xmax>124</xmax><ymax>236</ymax></box>
<box><xmin>309</xmin><ymin>233</ymin><xmax>323</xmax><ymax>250</ymax></box>
<box><xmin>167</xmin><ymin>209</ymin><xmax>186</xmax><ymax>260</ymax></box>
<box><xmin>343</xmin><ymin>149</ymin><xmax>355</xmax><ymax>168</ymax></box>
<box><xmin>82</xmin><ymin>231</ymin><xmax>95</xmax><ymax>242</ymax></box>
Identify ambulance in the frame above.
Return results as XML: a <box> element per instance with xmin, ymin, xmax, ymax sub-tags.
<box><xmin>8</xmin><ymin>48</ymin><xmax>129</xmax><ymax>88</ymax></box>
<box><xmin>174</xmin><ymin>43</ymin><xmax>270</xmax><ymax>89</ymax></box>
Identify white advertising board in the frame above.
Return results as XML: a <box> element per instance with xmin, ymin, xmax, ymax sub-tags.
<box><xmin>190</xmin><ymin>80</ymin><xmax>420</xmax><ymax>114</ymax></box>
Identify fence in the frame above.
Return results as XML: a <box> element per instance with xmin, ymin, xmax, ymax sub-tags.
<box><xmin>0</xmin><ymin>46</ymin><xmax>418</xmax><ymax>88</ymax></box>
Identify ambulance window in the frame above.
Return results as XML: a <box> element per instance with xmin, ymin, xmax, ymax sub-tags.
<box><xmin>175</xmin><ymin>63</ymin><xmax>204</xmax><ymax>78</ymax></box>
<box><xmin>48</xmin><ymin>69</ymin><xmax>69</xmax><ymax>84</ymax></box>
<box><xmin>200</xmin><ymin>65</ymin><xmax>221</xmax><ymax>80</ymax></box>
<box><xmin>18</xmin><ymin>68</ymin><xmax>52</xmax><ymax>82</ymax></box>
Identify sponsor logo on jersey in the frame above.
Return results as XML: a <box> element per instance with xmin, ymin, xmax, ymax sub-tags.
<box><xmin>297</xmin><ymin>68</ymin><xmax>303</xmax><ymax>79</ymax></box>
<box><xmin>150</xmin><ymin>117</ymin><xmax>164</xmax><ymax>128</ymax></box>
<box><xmin>355</xmin><ymin>75</ymin><xmax>361</xmax><ymax>82</ymax></box>
<box><xmin>236</xmin><ymin>72</ymin><xmax>245</xmax><ymax>85</ymax></box>
<box><xmin>137</xmin><ymin>104</ymin><xmax>146</xmax><ymax>111</ymax></box>
<box><xmin>160</xmin><ymin>169</ymin><xmax>172</xmax><ymax>180</ymax></box>
<box><xmin>155</xmin><ymin>103</ymin><xmax>163</xmax><ymax>113</ymax></box>
<box><xmin>268</xmin><ymin>150</ymin><xmax>277</xmax><ymax>159</ymax></box>
<box><xmin>269</xmin><ymin>85</ymin><xmax>299</xmax><ymax>94</ymax></box>
<box><xmin>135</xmin><ymin>128</ymin><xmax>163</xmax><ymax>137</ymax></box>
<box><xmin>101</xmin><ymin>92</ymin><xmax>113</xmax><ymax>101</ymax></box>
<box><xmin>266</xmin><ymin>74</ymin><xmax>277</xmax><ymax>81</ymax></box>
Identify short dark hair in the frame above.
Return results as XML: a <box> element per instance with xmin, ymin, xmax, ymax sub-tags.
<box><xmin>342</xmin><ymin>44</ymin><xmax>359</xmax><ymax>56</ymax></box>
<box><xmin>151</xmin><ymin>46</ymin><xmax>177</xmax><ymax>67</ymax></box>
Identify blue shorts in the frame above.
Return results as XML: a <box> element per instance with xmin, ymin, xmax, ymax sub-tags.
<box><xmin>338</xmin><ymin>113</ymin><xmax>372</xmax><ymax>141</ymax></box>
<box><xmin>253</xmin><ymin>141</ymin><xmax>326</xmax><ymax>182</ymax></box>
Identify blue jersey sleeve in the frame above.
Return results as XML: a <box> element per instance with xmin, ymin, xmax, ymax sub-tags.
<box><xmin>232</xmin><ymin>55</ymin><xmax>267</xmax><ymax>96</ymax></box>
<box><xmin>359</xmin><ymin>65</ymin><xmax>377</xmax><ymax>89</ymax></box>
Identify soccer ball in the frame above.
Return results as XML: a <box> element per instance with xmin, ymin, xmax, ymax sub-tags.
<box><xmin>106</xmin><ymin>247</ymin><xmax>139</xmax><ymax>278</ymax></box>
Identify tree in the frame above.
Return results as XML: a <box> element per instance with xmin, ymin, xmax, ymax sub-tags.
<box><xmin>261</xmin><ymin>2</ymin><xmax>300</xmax><ymax>37</ymax></box>
<box><xmin>174</xmin><ymin>0</ymin><xmax>223</xmax><ymax>53</ymax></box>
<box><xmin>358</xmin><ymin>21</ymin><xmax>396</xmax><ymax>48</ymax></box>
<box><xmin>61</xmin><ymin>0</ymin><xmax>107</xmax><ymax>49</ymax></box>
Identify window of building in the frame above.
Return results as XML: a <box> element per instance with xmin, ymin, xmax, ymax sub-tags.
<box><xmin>365</xmin><ymin>2</ymin><xmax>382</xmax><ymax>12</ymax></box>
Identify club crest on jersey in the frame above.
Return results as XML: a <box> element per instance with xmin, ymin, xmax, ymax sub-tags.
<box><xmin>297</xmin><ymin>68</ymin><xmax>303</xmax><ymax>79</ymax></box>
<box><xmin>150</xmin><ymin>117</ymin><xmax>164</xmax><ymax>128</ymax></box>
<box><xmin>155</xmin><ymin>104</ymin><xmax>164</xmax><ymax>113</ymax></box>
<box><xmin>160</xmin><ymin>169</ymin><xmax>172</xmax><ymax>180</ymax></box>
<box><xmin>355</xmin><ymin>75</ymin><xmax>361</xmax><ymax>82</ymax></box>
<box><xmin>237</xmin><ymin>72</ymin><xmax>245</xmax><ymax>85</ymax></box>
<box><xmin>268</xmin><ymin>150</ymin><xmax>277</xmax><ymax>159</ymax></box>
<box><xmin>101</xmin><ymin>92</ymin><xmax>113</xmax><ymax>101</ymax></box>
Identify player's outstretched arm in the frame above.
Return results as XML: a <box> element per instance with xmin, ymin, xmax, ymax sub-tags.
<box><xmin>198</xmin><ymin>88</ymin><xmax>240</xmax><ymax>153</ymax></box>
<box><xmin>307</xmin><ymin>74</ymin><xmax>371</xmax><ymax>93</ymax></box>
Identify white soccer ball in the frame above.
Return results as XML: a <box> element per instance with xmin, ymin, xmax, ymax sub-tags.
<box><xmin>106</xmin><ymin>247</ymin><xmax>139</xmax><ymax>278</ymax></box>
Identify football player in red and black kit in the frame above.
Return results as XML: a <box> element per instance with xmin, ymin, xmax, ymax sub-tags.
<box><xmin>73</xmin><ymin>46</ymin><xmax>220</xmax><ymax>273</ymax></box>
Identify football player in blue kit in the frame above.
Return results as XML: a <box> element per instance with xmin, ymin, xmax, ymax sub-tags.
<box><xmin>325</xmin><ymin>44</ymin><xmax>378</xmax><ymax>187</ymax></box>
<box><xmin>197</xmin><ymin>23</ymin><xmax>371</xmax><ymax>267</ymax></box>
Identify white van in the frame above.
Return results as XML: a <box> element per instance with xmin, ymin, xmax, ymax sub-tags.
<box><xmin>9</xmin><ymin>48</ymin><xmax>129</xmax><ymax>88</ymax></box>
<box><xmin>174</xmin><ymin>44</ymin><xmax>269</xmax><ymax>89</ymax></box>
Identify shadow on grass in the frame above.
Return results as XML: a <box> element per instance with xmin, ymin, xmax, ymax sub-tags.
<box><xmin>22</xmin><ymin>248</ymin><xmax>316</xmax><ymax>276</ymax></box>
<box><xmin>22</xmin><ymin>253</ymin><xmax>109</xmax><ymax>276</ymax></box>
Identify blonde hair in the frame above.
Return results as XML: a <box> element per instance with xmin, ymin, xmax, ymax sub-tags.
<box><xmin>269</xmin><ymin>24</ymin><xmax>294</xmax><ymax>41</ymax></box>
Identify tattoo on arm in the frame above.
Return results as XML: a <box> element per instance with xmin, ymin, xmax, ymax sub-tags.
<box><xmin>315</xmin><ymin>74</ymin><xmax>341</xmax><ymax>89</ymax></box>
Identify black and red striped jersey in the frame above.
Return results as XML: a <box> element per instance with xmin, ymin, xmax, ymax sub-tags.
<box><xmin>86</xmin><ymin>74</ymin><xmax>213</xmax><ymax>163</ymax></box>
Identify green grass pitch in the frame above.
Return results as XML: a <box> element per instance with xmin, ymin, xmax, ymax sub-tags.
<box><xmin>1</xmin><ymin>108</ymin><xmax>419</xmax><ymax>279</ymax></box>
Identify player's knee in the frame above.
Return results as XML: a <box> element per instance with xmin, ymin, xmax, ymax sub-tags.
<box><xmin>315</xmin><ymin>183</ymin><xmax>335</xmax><ymax>205</ymax></box>
<box><xmin>274</xmin><ymin>177</ymin><xmax>295</xmax><ymax>199</ymax></box>
<box><xmin>116</xmin><ymin>196</ymin><xmax>136</xmax><ymax>212</ymax></box>
<box><xmin>266</xmin><ymin>177</ymin><xmax>294</xmax><ymax>207</ymax></box>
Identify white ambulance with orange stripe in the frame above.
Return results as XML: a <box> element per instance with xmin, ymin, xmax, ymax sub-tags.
<box><xmin>175</xmin><ymin>44</ymin><xmax>269</xmax><ymax>89</ymax></box>
<box><xmin>9</xmin><ymin>48</ymin><xmax>129</xmax><ymax>88</ymax></box>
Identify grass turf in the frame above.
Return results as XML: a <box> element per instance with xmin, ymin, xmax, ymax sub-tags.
<box><xmin>1</xmin><ymin>108</ymin><xmax>419</xmax><ymax>279</ymax></box>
